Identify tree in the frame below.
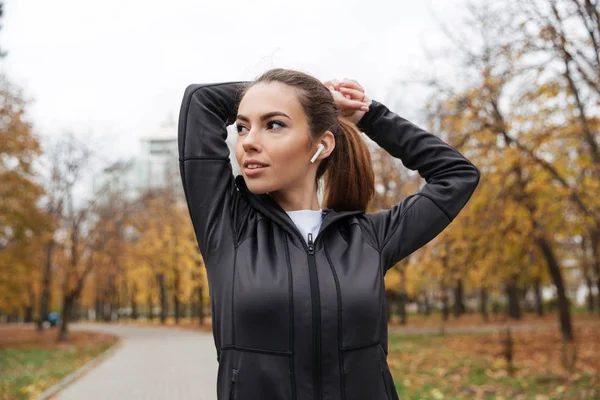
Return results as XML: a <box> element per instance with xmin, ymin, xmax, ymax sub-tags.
<box><xmin>422</xmin><ymin>0</ymin><xmax>588</xmax><ymax>342</ymax></box>
<box><xmin>0</xmin><ymin>1</ymin><xmax>7</xmax><ymax>59</ymax></box>
<box><xmin>87</xmin><ymin>161</ymin><xmax>136</xmax><ymax>322</ymax></box>
<box><xmin>123</xmin><ymin>181</ymin><xmax>203</xmax><ymax>325</ymax></box>
<box><xmin>40</xmin><ymin>133</ymin><xmax>96</xmax><ymax>341</ymax></box>
<box><xmin>0</xmin><ymin>75</ymin><xmax>48</xmax><ymax>321</ymax></box>
<box><xmin>515</xmin><ymin>0</ymin><xmax>600</xmax><ymax>314</ymax></box>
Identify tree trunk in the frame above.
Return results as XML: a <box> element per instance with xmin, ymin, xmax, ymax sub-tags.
<box><xmin>173</xmin><ymin>268</ymin><xmax>181</xmax><ymax>324</ymax></box>
<box><xmin>147</xmin><ymin>294</ymin><xmax>154</xmax><ymax>321</ymax></box>
<box><xmin>174</xmin><ymin>292</ymin><xmax>181</xmax><ymax>325</ymax></box>
<box><xmin>533</xmin><ymin>278</ymin><xmax>544</xmax><ymax>316</ymax></box>
<box><xmin>103</xmin><ymin>303</ymin><xmax>112</xmax><ymax>322</ymax></box>
<box><xmin>536</xmin><ymin>236</ymin><xmax>574</xmax><ymax>342</ymax></box>
<box><xmin>95</xmin><ymin>281</ymin><xmax>103</xmax><ymax>321</ymax></box>
<box><xmin>131</xmin><ymin>283</ymin><xmax>138</xmax><ymax>320</ymax></box>
<box><xmin>191</xmin><ymin>298</ymin><xmax>199</xmax><ymax>318</ymax></box>
<box><xmin>102</xmin><ymin>276</ymin><xmax>113</xmax><ymax>322</ymax></box>
<box><xmin>590</xmin><ymin>233</ymin><xmax>600</xmax><ymax>315</ymax></box>
<box><xmin>596</xmin><ymin>275</ymin><xmax>600</xmax><ymax>316</ymax></box>
<box><xmin>585</xmin><ymin>273</ymin><xmax>595</xmax><ymax>313</ymax></box>
<box><xmin>397</xmin><ymin>292</ymin><xmax>407</xmax><ymax>326</ymax></box>
<box><xmin>385</xmin><ymin>293</ymin><xmax>394</xmax><ymax>322</ymax></box>
<box><xmin>131</xmin><ymin>297</ymin><xmax>138</xmax><ymax>320</ymax></box>
<box><xmin>24</xmin><ymin>306</ymin><xmax>33</xmax><ymax>323</ymax></box>
<box><xmin>108</xmin><ymin>274</ymin><xmax>118</xmax><ymax>322</ymax></box>
<box><xmin>71</xmin><ymin>301</ymin><xmax>80</xmax><ymax>322</ymax></box>
<box><xmin>423</xmin><ymin>292</ymin><xmax>431</xmax><ymax>316</ymax></box>
<box><xmin>479</xmin><ymin>287</ymin><xmax>488</xmax><ymax>323</ymax></box>
<box><xmin>37</xmin><ymin>240</ymin><xmax>55</xmax><ymax>331</ymax></box>
<box><xmin>197</xmin><ymin>286</ymin><xmax>204</xmax><ymax>326</ymax></box>
<box><xmin>157</xmin><ymin>273</ymin><xmax>167</xmax><ymax>324</ymax></box>
<box><xmin>95</xmin><ymin>299</ymin><xmax>102</xmax><ymax>321</ymax></box>
<box><xmin>453</xmin><ymin>279</ymin><xmax>466</xmax><ymax>318</ymax></box>
<box><xmin>25</xmin><ymin>284</ymin><xmax>35</xmax><ymax>323</ymax></box>
<box><xmin>508</xmin><ymin>143</ymin><xmax>575</xmax><ymax>341</ymax></box>
<box><xmin>506</xmin><ymin>276</ymin><xmax>522</xmax><ymax>320</ymax></box>
<box><xmin>521</xmin><ymin>284</ymin><xmax>531</xmax><ymax>312</ymax></box>
<box><xmin>58</xmin><ymin>295</ymin><xmax>73</xmax><ymax>342</ymax></box>
<box><xmin>9</xmin><ymin>308</ymin><xmax>20</xmax><ymax>323</ymax></box>
<box><xmin>441</xmin><ymin>287</ymin><xmax>450</xmax><ymax>321</ymax></box>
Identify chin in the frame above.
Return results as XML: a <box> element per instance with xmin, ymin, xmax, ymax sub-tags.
<box><xmin>243</xmin><ymin>178</ymin><xmax>275</xmax><ymax>195</ymax></box>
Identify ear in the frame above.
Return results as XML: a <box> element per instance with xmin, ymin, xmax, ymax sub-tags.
<box><xmin>314</xmin><ymin>131</ymin><xmax>335</xmax><ymax>162</ymax></box>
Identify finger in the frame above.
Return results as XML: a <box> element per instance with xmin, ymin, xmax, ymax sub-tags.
<box><xmin>339</xmin><ymin>87</ymin><xmax>366</xmax><ymax>101</ymax></box>
<box><xmin>331</xmin><ymin>79</ymin><xmax>341</xmax><ymax>90</ymax></box>
<box><xmin>337</xmin><ymin>96</ymin><xmax>370</xmax><ymax>111</ymax></box>
<box><xmin>339</xmin><ymin>79</ymin><xmax>364</xmax><ymax>92</ymax></box>
<box><xmin>329</xmin><ymin>87</ymin><xmax>369</xmax><ymax>110</ymax></box>
<box><xmin>329</xmin><ymin>87</ymin><xmax>348</xmax><ymax>103</ymax></box>
<box><xmin>343</xmin><ymin>78</ymin><xmax>364</xmax><ymax>91</ymax></box>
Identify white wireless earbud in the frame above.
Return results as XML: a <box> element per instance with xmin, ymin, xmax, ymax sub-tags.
<box><xmin>310</xmin><ymin>143</ymin><xmax>325</xmax><ymax>164</ymax></box>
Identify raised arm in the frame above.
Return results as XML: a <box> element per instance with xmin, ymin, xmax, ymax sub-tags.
<box><xmin>357</xmin><ymin>100</ymin><xmax>481</xmax><ymax>269</ymax></box>
<box><xmin>178</xmin><ymin>82</ymin><xmax>248</xmax><ymax>258</ymax></box>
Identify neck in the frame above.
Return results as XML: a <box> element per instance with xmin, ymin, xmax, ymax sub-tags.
<box><xmin>270</xmin><ymin>184</ymin><xmax>321</xmax><ymax>212</ymax></box>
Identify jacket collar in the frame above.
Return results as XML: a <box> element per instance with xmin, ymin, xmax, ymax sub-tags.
<box><xmin>235</xmin><ymin>176</ymin><xmax>363</xmax><ymax>244</ymax></box>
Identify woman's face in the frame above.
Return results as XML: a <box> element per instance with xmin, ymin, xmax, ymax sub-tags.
<box><xmin>235</xmin><ymin>82</ymin><xmax>317</xmax><ymax>195</ymax></box>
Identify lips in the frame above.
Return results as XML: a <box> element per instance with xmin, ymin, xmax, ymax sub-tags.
<box><xmin>246</xmin><ymin>163</ymin><xmax>267</xmax><ymax>169</ymax></box>
<box><xmin>243</xmin><ymin>159</ymin><xmax>269</xmax><ymax>177</ymax></box>
<box><xmin>243</xmin><ymin>160</ymin><xmax>269</xmax><ymax>168</ymax></box>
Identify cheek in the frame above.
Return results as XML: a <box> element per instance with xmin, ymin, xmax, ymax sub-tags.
<box><xmin>235</xmin><ymin>141</ymin><xmax>244</xmax><ymax>164</ymax></box>
<box><xmin>269</xmin><ymin>140</ymin><xmax>310</xmax><ymax>169</ymax></box>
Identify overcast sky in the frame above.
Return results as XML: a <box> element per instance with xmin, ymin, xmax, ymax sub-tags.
<box><xmin>2</xmin><ymin>0</ymin><xmax>467</xmax><ymax>162</ymax></box>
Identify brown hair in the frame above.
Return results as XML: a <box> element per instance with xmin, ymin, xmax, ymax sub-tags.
<box><xmin>241</xmin><ymin>68</ymin><xmax>375</xmax><ymax>212</ymax></box>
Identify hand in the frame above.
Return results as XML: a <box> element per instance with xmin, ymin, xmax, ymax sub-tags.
<box><xmin>323</xmin><ymin>78</ymin><xmax>372</xmax><ymax>125</ymax></box>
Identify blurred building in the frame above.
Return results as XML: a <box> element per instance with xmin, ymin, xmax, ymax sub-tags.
<box><xmin>135</xmin><ymin>122</ymin><xmax>240</xmax><ymax>192</ymax></box>
<box><xmin>135</xmin><ymin>125</ymin><xmax>179</xmax><ymax>193</ymax></box>
<box><xmin>93</xmin><ymin>121</ymin><xmax>241</xmax><ymax>203</ymax></box>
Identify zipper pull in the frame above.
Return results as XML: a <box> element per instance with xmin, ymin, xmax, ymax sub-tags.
<box><xmin>307</xmin><ymin>233</ymin><xmax>315</xmax><ymax>254</ymax></box>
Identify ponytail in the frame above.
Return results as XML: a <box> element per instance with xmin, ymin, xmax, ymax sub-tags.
<box><xmin>322</xmin><ymin>117</ymin><xmax>374</xmax><ymax>211</ymax></box>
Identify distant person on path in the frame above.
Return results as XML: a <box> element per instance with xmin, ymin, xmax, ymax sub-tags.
<box><xmin>178</xmin><ymin>69</ymin><xmax>480</xmax><ymax>400</ymax></box>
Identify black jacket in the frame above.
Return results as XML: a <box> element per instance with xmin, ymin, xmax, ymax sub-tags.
<box><xmin>178</xmin><ymin>82</ymin><xmax>480</xmax><ymax>400</ymax></box>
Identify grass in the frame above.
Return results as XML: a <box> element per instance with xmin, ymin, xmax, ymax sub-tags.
<box><xmin>387</xmin><ymin>321</ymin><xmax>600</xmax><ymax>400</ymax></box>
<box><xmin>0</xmin><ymin>326</ymin><xmax>118</xmax><ymax>400</ymax></box>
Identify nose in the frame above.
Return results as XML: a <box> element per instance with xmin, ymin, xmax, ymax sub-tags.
<box><xmin>241</xmin><ymin>128</ymin><xmax>262</xmax><ymax>153</ymax></box>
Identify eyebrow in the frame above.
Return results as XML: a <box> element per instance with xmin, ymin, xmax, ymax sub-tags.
<box><xmin>236</xmin><ymin>111</ymin><xmax>291</xmax><ymax>122</ymax></box>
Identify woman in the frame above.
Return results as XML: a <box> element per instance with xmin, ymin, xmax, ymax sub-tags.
<box><xmin>178</xmin><ymin>69</ymin><xmax>480</xmax><ymax>400</ymax></box>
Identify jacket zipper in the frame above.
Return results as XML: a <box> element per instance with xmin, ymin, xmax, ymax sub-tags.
<box><xmin>229</xmin><ymin>368</ymin><xmax>238</xmax><ymax>400</ymax></box>
<box><xmin>306</xmin><ymin>233</ymin><xmax>323</xmax><ymax>400</ymax></box>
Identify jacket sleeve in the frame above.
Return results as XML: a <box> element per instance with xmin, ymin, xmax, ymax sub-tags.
<box><xmin>178</xmin><ymin>82</ymin><xmax>248</xmax><ymax>259</ymax></box>
<box><xmin>357</xmin><ymin>100</ymin><xmax>480</xmax><ymax>270</ymax></box>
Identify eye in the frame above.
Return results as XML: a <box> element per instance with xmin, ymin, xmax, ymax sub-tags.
<box><xmin>236</xmin><ymin>123</ymin><xmax>249</xmax><ymax>135</ymax></box>
<box><xmin>267</xmin><ymin>120</ymin><xmax>285</xmax><ymax>130</ymax></box>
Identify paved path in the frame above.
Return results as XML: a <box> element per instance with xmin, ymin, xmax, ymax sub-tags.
<box><xmin>53</xmin><ymin>320</ymin><xmax>590</xmax><ymax>399</ymax></box>
<box><xmin>56</xmin><ymin>324</ymin><xmax>218</xmax><ymax>400</ymax></box>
